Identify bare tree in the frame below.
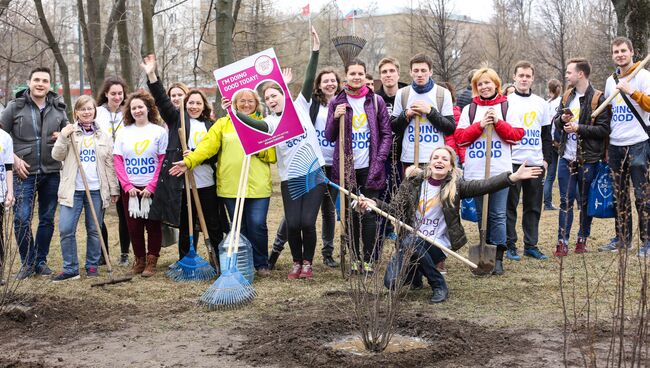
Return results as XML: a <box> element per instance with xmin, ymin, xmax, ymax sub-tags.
<box><xmin>415</xmin><ymin>0</ymin><xmax>473</xmax><ymax>84</ymax></box>
<box><xmin>116</xmin><ymin>0</ymin><xmax>134</xmax><ymax>91</ymax></box>
<box><xmin>483</xmin><ymin>0</ymin><xmax>518</xmax><ymax>80</ymax></box>
<box><xmin>612</xmin><ymin>0</ymin><xmax>650</xmax><ymax>56</ymax></box>
<box><xmin>215</xmin><ymin>0</ymin><xmax>236</xmax><ymax>67</ymax></box>
<box><xmin>141</xmin><ymin>0</ymin><xmax>157</xmax><ymax>56</ymax></box>
<box><xmin>77</xmin><ymin>0</ymin><xmax>125</xmax><ymax>96</ymax></box>
<box><xmin>34</xmin><ymin>0</ymin><xmax>72</xmax><ymax>117</ymax></box>
<box><xmin>0</xmin><ymin>0</ymin><xmax>11</xmax><ymax>17</ymax></box>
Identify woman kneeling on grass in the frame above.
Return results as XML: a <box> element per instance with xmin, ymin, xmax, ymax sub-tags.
<box><xmin>357</xmin><ymin>146</ymin><xmax>542</xmax><ymax>303</ymax></box>
<box><xmin>51</xmin><ymin>96</ymin><xmax>120</xmax><ymax>282</ymax></box>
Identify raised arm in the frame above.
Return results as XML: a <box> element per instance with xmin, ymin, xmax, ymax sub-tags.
<box><xmin>300</xmin><ymin>27</ymin><xmax>320</xmax><ymax>102</ymax></box>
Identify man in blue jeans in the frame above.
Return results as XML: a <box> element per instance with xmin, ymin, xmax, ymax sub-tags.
<box><xmin>598</xmin><ymin>37</ymin><xmax>650</xmax><ymax>254</ymax></box>
<box><xmin>552</xmin><ymin>58</ymin><xmax>611</xmax><ymax>256</ymax></box>
<box><xmin>0</xmin><ymin>67</ymin><xmax>67</xmax><ymax>279</ymax></box>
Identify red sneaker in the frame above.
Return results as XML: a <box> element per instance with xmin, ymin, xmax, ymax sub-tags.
<box><xmin>299</xmin><ymin>260</ymin><xmax>313</xmax><ymax>279</ymax></box>
<box><xmin>575</xmin><ymin>237</ymin><xmax>588</xmax><ymax>254</ymax></box>
<box><xmin>288</xmin><ymin>262</ymin><xmax>302</xmax><ymax>280</ymax></box>
<box><xmin>554</xmin><ymin>241</ymin><xmax>568</xmax><ymax>257</ymax></box>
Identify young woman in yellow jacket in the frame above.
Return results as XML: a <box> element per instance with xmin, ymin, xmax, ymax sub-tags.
<box><xmin>170</xmin><ymin>90</ymin><xmax>276</xmax><ymax>276</ymax></box>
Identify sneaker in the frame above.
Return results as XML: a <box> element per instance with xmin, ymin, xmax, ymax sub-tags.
<box><xmin>35</xmin><ymin>261</ymin><xmax>53</xmax><ymax>276</ymax></box>
<box><xmin>257</xmin><ymin>268</ymin><xmax>271</xmax><ymax>277</ymax></box>
<box><xmin>386</xmin><ymin>232</ymin><xmax>398</xmax><ymax>241</ymax></box>
<box><xmin>363</xmin><ymin>262</ymin><xmax>374</xmax><ymax>274</ymax></box>
<box><xmin>299</xmin><ymin>260</ymin><xmax>313</xmax><ymax>279</ymax></box>
<box><xmin>51</xmin><ymin>272</ymin><xmax>80</xmax><ymax>283</ymax></box>
<box><xmin>637</xmin><ymin>242</ymin><xmax>650</xmax><ymax>257</ymax></box>
<box><xmin>524</xmin><ymin>248</ymin><xmax>548</xmax><ymax>260</ymax></box>
<box><xmin>436</xmin><ymin>260</ymin><xmax>447</xmax><ymax>275</ymax></box>
<box><xmin>15</xmin><ymin>265</ymin><xmax>34</xmax><ymax>280</ymax></box>
<box><xmin>544</xmin><ymin>205</ymin><xmax>559</xmax><ymax>211</ymax></box>
<box><xmin>575</xmin><ymin>237</ymin><xmax>588</xmax><ymax>254</ymax></box>
<box><xmin>288</xmin><ymin>262</ymin><xmax>301</xmax><ymax>280</ymax></box>
<box><xmin>323</xmin><ymin>255</ymin><xmax>338</xmax><ymax>268</ymax></box>
<box><xmin>554</xmin><ymin>241</ymin><xmax>568</xmax><ymax>257</ymax></box>
<box><xmin>86</xmin><ymin>266</ymin><xmax>99</xmax><ymax>278</ymax></box>
<box><xmin>506</xmin><ymin>248</ymin><xmax>521</xmax><ymax>261</ymax></box>
<box><xmin>350</xmin><ymin>261</ymin><xmax>361</xmax><ymax>273</ymax></box>
<box><xmin>599</xmin><ymin>237</ymin><xmax>631</xmax><ymax>252</ymax></box>
<box><xmin>118</xmin><ymin>253</ymin><xmax>129</xmax><ymax>267</ymax></box>
<box><xmin>429</xmin><ymin>287</ymin><xmax>449</xmax><ymax>303</ymax></box>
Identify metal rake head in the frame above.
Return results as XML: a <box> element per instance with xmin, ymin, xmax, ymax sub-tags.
<box><xmin>331</xmin><ymin>35</ymin><xmax>367</xmax><ymax>65</ymax></box>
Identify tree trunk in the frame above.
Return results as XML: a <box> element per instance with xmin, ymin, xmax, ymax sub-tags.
<box><xmin>140</xmin><ymin>0</ymin><xmax>156</xmax><ymax>57</ymax></box>
<box><xmin>215</xmin><ymin>0</ymin><xmax>234</xmax><ymax>67</ymax></box>
<box><xmin>34</xmin><ymin>0</ymin><xmax>72</xmax><ymax>119</ymax></box>
<box><xmin>612</xmin><ymin>0</ymin><xmax>650</xmax><ymax>56</ymax></box>
<box><xmin>0</xmin><ymin>0</ymin><xmax>11</xmax><ymax>17</ymax></box>
<box><xmin>116</xmin><ymin>0</ymin><xmax>134</xmax><ymax>92</ymax></box>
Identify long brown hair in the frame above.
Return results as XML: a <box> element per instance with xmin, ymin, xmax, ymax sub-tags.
<box><xmin>97</xmin><ymin>76</ymin><xmax>127</xmax><ymax>107</ymax></box>
<box><xmin>313</xmin><ymin>68</ymin><xmax>341</xmax><ymax>106</ymax></box>
<box><xmin>123</xmin><ymin>91</ymin><xmax>161</xmax><ymax>126</ymax></box>
<box><xmin>184</xmin><ymin>90</ymin><xmax>213</xmax><ymax>121</ymax></box>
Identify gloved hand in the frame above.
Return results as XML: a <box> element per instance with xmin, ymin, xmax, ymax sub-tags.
<box><xmin>139</xmin><ymin>197</ymin><xmax>152</xmax><ymax>219</ymax></box>
<box><xmin>128</xmin><ymin>196</ymin><xmax>140</xmax><ymax>218</ymax></box>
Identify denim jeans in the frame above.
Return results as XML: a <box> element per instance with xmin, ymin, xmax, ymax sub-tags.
<box><xmin>609</xmin><ymin>142</ymin><xmax>650</xmax><ymax>243</ymax></box>
<box><xmin>557</xmin><ymin>159</ymin><xmax>597</xmax><ymax>242</ymax></box>
<box><xmin>14</xmin><ymin>173</ymin><xmax>60</xmax><ymax>267</ymax></box>
<box><xmin>223</xmin><ymin>197</ymin><xmax>270</xmax><ymax>269</ymax></box>
<box><xmin>384</xmin><ymin>235</ymin><xmax>447</xmax><ymax>291</ymax></box>
<box><xmin>507</xmin><ymin>164</ymin><xmax>545</xmax><ymax>250</ymax></box>
<box><xmin>59</xmin><ymin>190</ymin><xmax>103</xmax><ymax>274</ymax></box>
<box><xmin>543</xmin><ymin>149</ymin><xmax>559</xmax><ymax>207</ymax></box>
<box><xmin>473</xmin><ymin>187</ymin><xmax>509</xmax><ymax>247</ymax></box>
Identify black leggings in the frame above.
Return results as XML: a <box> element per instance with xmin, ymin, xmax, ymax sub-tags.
<box><xmin>101</xmin><ymin>195</ymin><xmax>131</xmax><ymax>256</ymax></box>
<box><xmin>178</xmin><ymin>185</ymin><xmax>226</xmax><ymax>260</ymax></box>
<box><xmin>281</xmin><ymin>180</ymin><xmax>326</xmax><ymax>262</ymax></box>
<box><xmin>349</xmin><ymin>167</ymin><xmax>381</xmax><ymax>263</ymax></box>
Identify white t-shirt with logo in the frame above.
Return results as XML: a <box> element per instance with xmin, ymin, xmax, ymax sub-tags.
<box><xmin>562</xmin><ymin>92</ymin><xmax>582</xmax><ymax>162</ymax></box>
<box><xmin>509</xmin><ymin>93</ymin><xmax>550</xmax><ymax>166</ymax></box>
<box><xmin>605</xmin><ymin>68</ymin><xmax>650</xmax><ymax>146</ymax></box>
<box><xmin>266</xmin><ymin>105</ymin><xmax>325</xmax><ymax>182</ymax></box>
<box><xmin>347</xmin><ymin>95</ymin><xmax>370</xmax><ymax>169</ymax></box>
<box><xmin>0</xmin><ymin>129</ymin><xmax>13</xmax><ymax>202</ymax></box>
<box><xmin>96</xmin><ymin>105</ymin><xmax>125</xmax><ymax>142</ymax></box>
<box><xmin>295</xmin><ymin>94</ymin><xmax>334</xmax><ymax>166</ymax></box>
<box><xmin>188</xmin><ymin>118</ymin><xmax>215</xmax><ymax>188</ymax></box>
<box><xmin>415</xmin><ymin>181</ymin><xmax>451</xmax><ymax>249</ymax></box>
<box><xmin>113</xmin><ymin>123</ymin><xmax>168</xmax><ymax>187</ymax></box>
<box><xmin>75</xmin><ymin>132</ymin><xmax>101</xmax><ymax>191</ymax></box>
<box><xmin>393</xmin><ymin>85</ymin><xmax>454</xmax><ymax>163</ymax></box>
<box><xmin>457</xmin><ymin>102</ymin><xmax>522</xmax><ymax>180</ymax></box>
<box><xmin>548</xmin><ymin>96</ymin><xmax>561</xmax><ymax>139</ymax></box>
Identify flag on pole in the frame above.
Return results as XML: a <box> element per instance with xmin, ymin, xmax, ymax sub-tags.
<box><xmin>344</xmin><ymin>9</ymin><xmax>362</xmax><ymax>20</ymax></box>
<box><xmin>301</xmin><ymin>4</ymin><xmax>310</xmax><ymax>16</ymax></box>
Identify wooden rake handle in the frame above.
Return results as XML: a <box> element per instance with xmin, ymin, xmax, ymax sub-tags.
<box><xmin>338</xmin><ymin>115</ymin><xmax>346</xmax><ymax>233</ymax></box>
<box><xmin>592</xmin><ymin>52</ymin><xmax>650</xmax><ymax>118</ymax></box>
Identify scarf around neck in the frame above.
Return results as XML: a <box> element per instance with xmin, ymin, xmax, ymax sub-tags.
<box><xmin>412</xmin><ymin>78</ymin><xmax>435</xmax><ymax>94</ymax></box>
<box><xmin>472</xmin><ymin>93</ymin><xmax>507</xmax><ymax>107</ymax></box>
<box><xmin>344</xmin><ymin>84</ymin><xmax>370</xmax><ymax>99</ymax></box>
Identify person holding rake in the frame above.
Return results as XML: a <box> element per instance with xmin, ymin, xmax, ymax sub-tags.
<box><xmin>51</xmin><ymin>96</ymin><xmax>120</xmax><ymax>282</ymax></box>
<box><xmin>357</xmin><ymin>146</ymin><xmax>542</xmax><ymax>303</ymax></box>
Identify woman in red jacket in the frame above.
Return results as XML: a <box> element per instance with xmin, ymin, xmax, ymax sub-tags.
<box><xmin>454</xmin><ymin>68</ymin><xmax>524</xmax><ymax>275</ymax></box>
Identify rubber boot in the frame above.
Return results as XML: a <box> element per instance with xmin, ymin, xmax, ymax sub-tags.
<box><xmin>132</xmin><ymin>256</ymin><xmax>146</xmax><ymax>274</ymax></box>
<box><xmin>141</xmin><ymin>255</ymin><xmax>159</xmax><ymax>277</ymax></box>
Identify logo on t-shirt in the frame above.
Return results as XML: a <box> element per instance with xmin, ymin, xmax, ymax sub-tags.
<box><xmin>193</xmin><ymin>132</ymin><xmax>207</xmax><ymax>145</ymax></box>
<box><xmin>352</xmin><ymin>113</ymin><xmax>367</xmax><ymax>130</ymax></box>
<box><xmin>418</xmin><ymin>196</ymin><xmax>440</xmax><ymax>215</ymax></box>
<box><xmin>523</xmin><ymin>111</ymin><xmax>536</xmax><ymax>127</ymax></box>
<box><xmin>134</xmin><ymin>140</ymin><xmax>151</xmax><ymax>155</ymax></box>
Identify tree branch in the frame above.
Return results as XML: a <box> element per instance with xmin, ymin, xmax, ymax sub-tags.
<box><xmin>153</xmin><ymin>0</ymin><xmax>189</xmax><ymax>15</ymax></box>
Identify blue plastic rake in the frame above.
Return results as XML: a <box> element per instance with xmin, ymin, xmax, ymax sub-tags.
<box><xmin>166</xmin><ymin>239</ymin><xmax>216</xmax><ymax>282</ymax></box>
<box><xmin>287</xmin><ymin>145</ymin><xmax>479</xmax><ymax>270</ymax></box>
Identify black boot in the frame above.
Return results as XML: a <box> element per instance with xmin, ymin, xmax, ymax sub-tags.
<box><xmin>323</xmin><ymin>255</ymin><xmax>338</xmax><ymax>268</ymax></box>
<box><xmin>492</xmin><ymin>260</ymin><xmax>504</xmax><ymax>275</ymax></box>
<box><xmin>268</xmin><ymin>251</ymin><xmax>280</xmax><ymax>270</ymax></box>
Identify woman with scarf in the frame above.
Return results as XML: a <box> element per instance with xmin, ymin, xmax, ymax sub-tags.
<box><xmin>357</xmin><ymin>146</ymin><xmax>542</xmax><ymax>302</ymax></box>
<box><xmin>454</xmin><ymin>67</ymin><xmax>525</xmax><ymax>275</ymax></box>
<box><xmin>51</xmin><ymin>96</ymin><xmax>120</xmax><ymax>281</ymax></box>
<box><xmin>324</xmin><ymin>59</ymin><xmax>392</xmax><ymax>273</ymax></box>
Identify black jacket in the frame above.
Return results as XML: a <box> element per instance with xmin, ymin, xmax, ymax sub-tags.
<box><xmin>146</xmin><ymin>80</ymin><xmax>216</xmax><ymax>226</ymax></box>
<box><xmin>377</xmin><ymin>170</ymin><xmax>513</xmax><ymax>251</ymax></box>
<box><xmin>552</xmin><ymin>84</ymin><xmax>611</xmax><ymax>164</ymax></box>
<box><xmin>0</xmin><ymin>90</ymin><xmax>68</xmax><ymax>174</ymax></box>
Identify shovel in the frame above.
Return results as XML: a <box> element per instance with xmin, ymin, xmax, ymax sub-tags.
<box><xmin>468</xmin><ymin>124</ymin><xmax>497</xmax><ymax>276</ymax></box>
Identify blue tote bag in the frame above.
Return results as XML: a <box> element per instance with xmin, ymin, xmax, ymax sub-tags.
<box><xmin>587</xmin><ymin>162</ymin><xmax>615</xmax><ymax>218</ymax></box>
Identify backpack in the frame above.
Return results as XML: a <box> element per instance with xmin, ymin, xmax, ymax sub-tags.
<box><xmin>468</xmin><ymin>100</ymin><xmax>509</xmax><ymax>124</ymax></box>
<box><xmin>560</xmin><ymin>87</ymin><xmax>603</xmax><ymax>124</ymax></box>
<box><xmin>309</xmin><ymin>93</ymin><xmax>379</xmax><ymax>125</ymax></box>
<box><xmin>400</xmin><ymin>84</ymin><xmax>445</xmax><ymax>114</ymax></box>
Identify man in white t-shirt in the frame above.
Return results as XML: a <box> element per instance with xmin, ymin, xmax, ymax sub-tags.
<box><xmin>598</xmin><ymin>37</ymin><xmax>650</xmax><ymax>255</ymax></box>
<box><xmin>390</xmin><ymin>53</ymin><xmax>456</xmax><ymax>168</ymax></box>
<box><xmin>505</xmin><ymin>61</ymin><xmax>552</xmax><ymax>261</ymax></box>
<box><xmin>552</xmin><ymin>58</ymin><xmax>611</xmax><ymax>257</ymax></box>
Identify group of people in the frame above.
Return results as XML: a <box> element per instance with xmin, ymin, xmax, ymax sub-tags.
<box><xmin>0</xmin><ymin>32</ymin><xmax>648</xmax><ymax>305</ymax></box>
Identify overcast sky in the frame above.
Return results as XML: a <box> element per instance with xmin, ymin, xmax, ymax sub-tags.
<box><xmin>275</xmin><ymin>0</ymin><xmax>495</xmax><ymax>22</ymax></box>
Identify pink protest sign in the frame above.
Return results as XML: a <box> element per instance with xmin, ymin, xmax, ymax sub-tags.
<box><xmin>213</xmin><ymin>48</ymin><xmax>305</xmax><ymax>155</ymax></box>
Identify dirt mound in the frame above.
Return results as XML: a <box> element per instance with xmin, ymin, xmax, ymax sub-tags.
<box><xmin>231</xmin><ymin>307</ymin><xmax>530</xmax><ymax>367</ymax></box>
<box><xmin>0</xmin><ymin>358</ymin><xmax>49</xmax><ymax>368</ymax></box>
